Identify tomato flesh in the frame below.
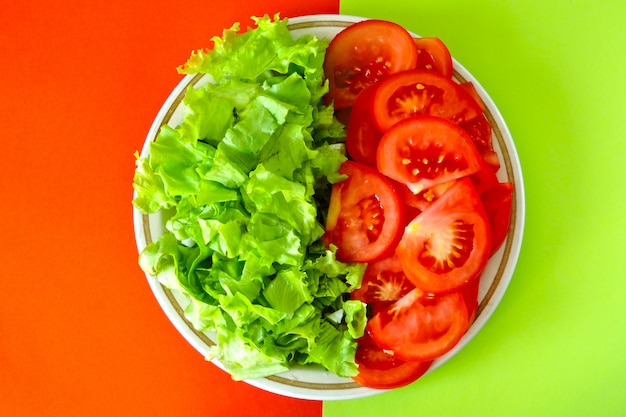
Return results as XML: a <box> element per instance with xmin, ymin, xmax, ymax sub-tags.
<box><xmin>372</xmin><ymin>69</ymin><xmax>483</xmax><ymax>131</ymax></box>
<box><xmin>324</xmin><ymin>20</ymin><xmax>418</xmax><ymax>109</ymax></box>
<box><xmin>396</xmin><ymin>178</ymin><xmax>491</xmax><ymax>293</ymax></box>
<box><xmin>324</xmin><ymin>161</ymin><xmax>405</xmax><ymax>263</ymax></box>
<box><xmin>460</xmin><ymin>113</ymin><xmax>501</xmax><ymax>173</ymax></box>
<box><xmin>367</xmin><ymin>287</ymin><xmax>469</xmax><ymax>362</ymax></box>
<box><xmin>376</xmin><ymin>115</ymin><xmax>483</xmax><ymax>194</ymax></box>
<box><xmin>413</xmin><ymin>37</ymin><xmax>453</xmax><ymax>78</ymax></box>
<box><xmin>351</xmin><ymin>254</ymin><xmax>414</xmax><ymax>304</ymax></box>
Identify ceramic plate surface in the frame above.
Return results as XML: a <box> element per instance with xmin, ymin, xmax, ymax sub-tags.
<box><xmin>133</xmin><ymin>14</ymin><xmax>525</xmax><ymax>401</ymax></box>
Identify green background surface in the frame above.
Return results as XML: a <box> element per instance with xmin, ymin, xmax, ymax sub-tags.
<box><xmin>327</xmin><ymin>0</ymin><xmax>626</xmax><ymax>416</ymax></box>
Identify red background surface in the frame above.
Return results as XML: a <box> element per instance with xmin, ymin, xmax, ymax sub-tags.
<box><xmin>0</xmin><ymin>1</ymin><xmax>338</xmax><ymax>416</ymax></box>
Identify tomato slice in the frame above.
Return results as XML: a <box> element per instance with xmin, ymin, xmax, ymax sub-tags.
<box><xmin>396</xmin><ymin>178</ymin><xmax>491</xmax><ymax>293</ymax></box>
<box><xmin>460</xmin><ymin>113</ymin><xmax>501</xmax><ymax>173</ymax></box>
<box><xmin>324</xmin><ymin>161</ymin><xmax>405</xmax><ymax>263</ymax></box>
<box><xmin>367</xmin><ymin>287</ymin><xmax>469</xmax><ymax>362</ymax></box>
<box><xmin>351</xmin><ymin>254</ymin><xmax>416</xmax><ymax>319</ymax></box>
<box><xmin>480</xmin><ymin>182</ymin><xmax>513</xmax><ymax>255</ymax></box>
<box><xmin>458</xmin><ymin>81</ymin><xmax>486</xmax><ymax>111</ymax></box>
<box><xmin>413</xmin><ymin>37</ymin><xmax>453</xmax><ymax>78</ymax></box>
<box><xmin>376</xmin><ymin>115</ymin><xmax>483</xmax><ymax>194</ymax></box>
<box><xmin>351</xmin><ymin>255</ymin><xmax>414</xmax><ymax>304</ymax></box>
<box><xmin>453</xmin><ymin>84</ymin><xmax>501</xmax><ymax>173</ymax></box>
<box><xmin>372</xmin><ymin>69</ymin><xmax>483</xmax><ymax>131</ymax></box>
<box><xmin>352</xmin><ymin>332</ymin><xmax>432</xmax><ymax>389</ymax></box>
<box><xmin>461</xmin><ymin>275</ymin><xmax>480</xmax><ymax>324</ymax></box>
<box><xmin>323</xmin><ymin>20</ymin><xmax>418</xmax><ymax>109</ymax></box>
<box><xmin>334</xmin><ymin>107</ymin><xmax>352</xmax><ymax>127</ymax></box>
<box><xmin>346</xmin><ymin>84</ymin><xmax>383</xmax><ymax>167</ymax></box>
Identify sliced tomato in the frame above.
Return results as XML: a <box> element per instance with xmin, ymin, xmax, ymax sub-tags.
<box><xmin>458</xmin><ymin>81</ymin><xmax>486</xmax><ymax>111</ymax></box>
<box><xmin>352</xmin><ymin>332</ymin><xmax>432</xmax><ymax>389</ymax></box>
<box><xmin>376</xmin><ymin>115</ymin><xmax>483</xmax><ymax>194</ymax></box>
<box><xmin>334</xmin><ymin>107</ymin><xmax>352</xmax><ymax>127</ymax></box>
<box><xmin>351</xmin><ymin>254</ymin><xmax>414</xmax><ymax>305</ymax></box>
<box><xmin>323</xmin><ymin>19</ymin><xmax>418</xmax><ymax>109</ymax></box>
<box><xmin>371</xmin><ymin>69</ymin><xmax>483</xmax><ymax>131</ymax></box>
<box><xmin>413</xmin><ymin>37</ymin><xmax>453</xmax><ymax>78</ymax></box>
<box><xmin>460</xmin><ymin>113</ymin><xmax>492</xmax><ymax>150</ymax></box>
<box><xmin>367</xmin><ymin>287</ymin><xmax>469</xmax><ymax>362</ymax></box>
<box><xmin>396</xmin><ymin>178</ymin><xmax>491</xmax><ymax>293</ymax></box>
<box><xmin>455</xmin><ymin>84</ymin><xmax>501</xmax><ymax>173</ymax></box>
<box><xmin>346</xmin><ymin>84</ymin><xmax>383</xmax><ymax>167</ymax></box>
<box><xmin>480</xmin><ymin>182</ymin><xmax>513</xmax><ymax>255</ymax></box>
<box><xmin>324</xmin><ymin>161</ymin><xmax>405</xmax><ymax>263</ymax></box>
<box><xmin>460</xmin><ymin>113</ymin><xmax>501</xmax><ymax>173</ymax></box>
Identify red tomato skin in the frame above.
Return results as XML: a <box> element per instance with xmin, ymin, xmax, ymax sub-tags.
<box><xmin>323</xmin><ymin>20</ymin><xmax>418</xmax><ymax>109</ymax></box>
<box><xmin>480</xmin><ymin>182</ymin><xmax>513</xmax><ymax>255</ymax></box>
<box><xmin>372</xmin><ymin>69</ymin><xmax>483</xmax><ymax>131</ymax></box>
<box><xmin>352</xmin><ymin>332</ymin><xmax>433</xmax><ymax>389</ymax></box>
<box><xmin>376</xmin><ymin>115</ymin><xmax>483</xmax><ymax>194</ymax></box>
<box><xmin>367</xmin><ymin>287</ymin><xmax>469</xmax><ymax>362</ymax></box>
<box><xmin>346</xmin><ymin>84</ymin><xmax>383</xmax><ymax>167</ymax></box>
<box><xmin>413</xmin><ymin>37</ymin><xmax>454</xmax><ymax>78</ymax></box>
<box><xmin>461</xmin><ymin>275</ymin><xmax>480</xmax><ymax>325</ymax></box>
<box><xmin>324</xmin><ymin>161</ymin><xmax>405</xmax><ymax>263</ymax></box>
<box><xmin>396</xmin><ymin>178</ymin><xmax>492</xmax><ymax>294</ymax></box>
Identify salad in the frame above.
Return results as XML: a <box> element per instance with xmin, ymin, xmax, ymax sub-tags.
<box><xmin>132</xmin><ymin>15</ymin><xmax>513</xmax><ymax>390</ymax></box>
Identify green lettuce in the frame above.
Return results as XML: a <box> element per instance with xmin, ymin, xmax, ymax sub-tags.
<box><xmin>132</xmin><ymin>14</ymin><xmax>367</xmax><ymax>380</ymax></box>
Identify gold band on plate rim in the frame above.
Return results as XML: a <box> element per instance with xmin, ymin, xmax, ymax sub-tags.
<box><xmin>140</xmin><ymin>18</ymin><xmax>519</xmax><ymax>391</ymax></box>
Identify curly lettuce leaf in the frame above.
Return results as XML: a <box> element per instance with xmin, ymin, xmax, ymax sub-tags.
<box><xmin>177</xmin><ymin>14</ymin><xmax>328</xmax><ymax>98</ymax></box>
<box><xmin>133</xmin><ymin>15</ymin><xmax>364</xmax><ymax>380</ymax></box>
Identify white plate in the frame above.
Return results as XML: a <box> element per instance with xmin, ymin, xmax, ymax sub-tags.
<box><xmin>133</xmin><ymin>14</ymin><xmax>525</xmax><ymax>401</ymax></box>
